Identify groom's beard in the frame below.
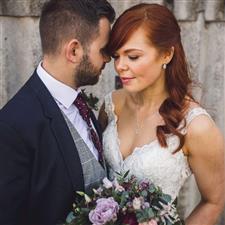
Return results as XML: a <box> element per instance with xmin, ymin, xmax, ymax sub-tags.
<box><xmin>75</xmin><ymin>54</ymin><xmax>102</xmax><ymax>87</ymax></box>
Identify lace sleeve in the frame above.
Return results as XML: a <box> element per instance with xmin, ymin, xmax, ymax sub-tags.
<box><xmin>181</xmin><ymin>107</ymin><xmax>212</xmax><ymax>134</ymax></box>
<box><xmin>104</xmin><ymin>92</ymin><xmax>117</xmax><ymax>123</ymax></box>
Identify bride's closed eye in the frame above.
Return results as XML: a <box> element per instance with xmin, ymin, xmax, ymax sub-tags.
<box><xmin>128</xmin><ymin>55</ymin><xmax>139</xmax><ymax>60</ymax></box>
<box><xmin>112</xmin><ymin>55</ymin><xmax>139</xmax><ymax>61</ymax></box>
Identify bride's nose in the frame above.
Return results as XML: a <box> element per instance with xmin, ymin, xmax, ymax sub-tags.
<box><xmin>115</xmin><ymin>58</ymin><xmax>129</xmax><ymax>72</ymax></box>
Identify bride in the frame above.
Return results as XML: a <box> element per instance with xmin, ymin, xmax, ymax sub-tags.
<box><xmin>99</xmin><ymin>3</ymin><xmax>225</xmax><ymax>225</ymax></box>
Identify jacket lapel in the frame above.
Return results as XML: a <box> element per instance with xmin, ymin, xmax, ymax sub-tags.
<box><xmin>27</xmin><ymin>71</ymin><xmax>84</xmax><ymax>192</ymax></box>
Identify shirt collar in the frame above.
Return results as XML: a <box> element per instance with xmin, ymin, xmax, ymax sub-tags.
<box><xmin>37</xmin><ymin>61</ymin><xmax>80</xmax><ymax>109</ymax></box>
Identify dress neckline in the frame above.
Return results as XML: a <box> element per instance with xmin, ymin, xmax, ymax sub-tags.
<box><xmin>107</xmin><ymin>92</ymin><xmax>209</xmax><ymax>163</ymax></box>
<box><xmin>109</xmin><ymin>97</ymin><xmax>166</xmax><ymax>162</ymax></box>
<box><xmin>109</xmin><ymin>94</ymin><xmax>160</xmax><ymax>162</ymax></box>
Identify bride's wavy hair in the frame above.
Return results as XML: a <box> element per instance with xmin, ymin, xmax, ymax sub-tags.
<box><xmin>107</xmin><ymin>3</ymin><xmax>195</xmax><ymax>152</ymax></box>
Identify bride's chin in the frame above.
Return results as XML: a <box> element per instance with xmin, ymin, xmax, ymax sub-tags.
<box><xmin>123</xmin><ymin>86</ymin><xmax>141</xmax><ymax>93</ymax></box>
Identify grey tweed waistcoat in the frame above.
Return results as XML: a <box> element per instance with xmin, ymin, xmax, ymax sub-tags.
<box><xmin>62</xmin><ymin>112</ymin><xmax>106</xmax><ymax>193</ymax></box>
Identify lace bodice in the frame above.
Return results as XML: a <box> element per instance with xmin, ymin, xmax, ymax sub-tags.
<box><xmin>103</xmin><ymin>92</ymin><xmax>211</xmax><ymax>201</ymax></box>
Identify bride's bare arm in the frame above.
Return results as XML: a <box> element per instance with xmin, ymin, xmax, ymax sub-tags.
<box><xmin>185</xmin><ymin>115</ymin><xmax>225</xmax><ymax>225</ymax></box>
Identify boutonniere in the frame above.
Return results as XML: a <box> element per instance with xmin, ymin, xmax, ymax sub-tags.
<box><xmin>81</xmin><ymin>89</ymin><xmax>99</xmax><ymax>111</ymax></box>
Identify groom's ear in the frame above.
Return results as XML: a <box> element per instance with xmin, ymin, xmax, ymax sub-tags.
<box><xmin>65</xmin><ymin>39</ymin><xmax>83</xmax><ymax>64</ymax></box>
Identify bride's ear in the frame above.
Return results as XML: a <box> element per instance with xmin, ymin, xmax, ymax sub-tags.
<box><xmin>64</xmin><ymin>39</ymin><xmax>83</xmax><ymax>64</ymax></box>
<box><xmin>163</xmin><ymin>46</ymin><xmax>174</xmax><ymax>64</ymax></box>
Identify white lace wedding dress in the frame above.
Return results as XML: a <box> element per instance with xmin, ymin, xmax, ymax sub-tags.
<box><xmin>103</xmin><ymin>92</ymin><xmax>211</xmax><ymax>201</ymax></box>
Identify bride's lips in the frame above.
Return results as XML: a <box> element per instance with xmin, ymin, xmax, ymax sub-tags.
<box><xmin>120</xmin><ymin>77</ymin><xmax>135</xmax><ymax>85</ymax></box>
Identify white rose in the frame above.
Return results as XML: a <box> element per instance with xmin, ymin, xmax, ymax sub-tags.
<box><xmin>132</xmin><ymin>197</ymin><xmax>142</xmax><ymax>210</ymax></box>
<box><xmin>102</xmin><ymin>177</ymin><xmax>113</xmax><ymax>189</ymax></box>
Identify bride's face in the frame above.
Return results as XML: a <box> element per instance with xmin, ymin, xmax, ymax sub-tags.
<box><xmin>113</xmin><ymin>27</ymin><xmax>167</xmax><ymax>93</ymax></box>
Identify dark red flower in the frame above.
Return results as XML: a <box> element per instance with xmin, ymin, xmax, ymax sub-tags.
<box><xmin>121</xmin><ymin>213</ymin><xmax>138</xmax><ymax>225</ymax></box>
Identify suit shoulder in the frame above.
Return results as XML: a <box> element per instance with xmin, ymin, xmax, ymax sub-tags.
<box><xmin>0</xmin><ymin>82</ymin><xmax>44</xmax><ymax>126</ymax></box>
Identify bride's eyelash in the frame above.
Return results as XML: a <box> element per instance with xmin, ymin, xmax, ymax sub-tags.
<box><xmin>128</xmin><ymin>56</ymin><xmax>139</xmax><ymax>60</ymax></box>
<box><xmin>111</xmin><ymin>55</ymin><xmax>139</xmax><ymax>60</ymax></box>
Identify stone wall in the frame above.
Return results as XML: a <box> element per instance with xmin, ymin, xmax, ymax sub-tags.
<box><xmin>0</xmin><ymin>0</ymin><xmax>225</xmax><ymax>224</ymax></box>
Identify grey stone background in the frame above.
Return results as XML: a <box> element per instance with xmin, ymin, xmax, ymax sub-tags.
<box><xmin>0</xmin><ymin>0</ymin><xmax>224</xmax><ymax>224</ymax></box>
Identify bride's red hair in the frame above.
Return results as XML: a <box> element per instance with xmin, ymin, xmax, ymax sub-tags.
<box><xmin>107</xmin><ymin>3</ymin><xmax>195</xmax><ymax>152</ymax></box>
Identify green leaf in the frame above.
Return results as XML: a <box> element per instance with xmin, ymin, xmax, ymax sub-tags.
<box><xmin>141</xmin><ymin>190</ymin><xmax>148</xmax><ymax>197</ymax></box>
<box><xmin>120</xmin><ymin>191</ymin><xmax>129</xmax><ymax>207</ymax></box>
<box><xmin>149</xmin><ymin>185</ymin><xmax>156</xmax><ymax>193</ymax></box>
<box><xmin>76</xmin><ymin>191</ymin><xmax>85</xmax><ymax>196</ymax></box>
<box><xmin>160</xmin><ymin>194</ymin><xmax>172</xmax><ymax>203</ymax></box>
<box><xmin>123</xmin><ymin>170</ymin><xmax>130</xmax><ymax>178</ymax></box>
<box><xmin>136</xmin><ymin>207</ymin><xmax>155</xmax><ymax>223</ymax></box>
<box><xmin>115</xmin><ymin>171</ymin><xmax>122</xmax><ymax>176</ymax></box>
<box><xmin>84</xmin><ymin>194</ymin><xmax>92</xmax><ymax>203</ymax></box>
<box><xmin>146</xmin><ymin>208</ymin><xmax>155</xmax><ymax>218</ymax></box>
<box><xmin>166</xmin><ymin>221</ymin><xmax>173</xmax><ymax>225</ymax></box>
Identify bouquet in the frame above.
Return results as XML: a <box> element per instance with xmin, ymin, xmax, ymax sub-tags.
<box><xmin>65</xmin><ymin>172</ymin><xmax>182</xmax><ymax>225</ymax></box>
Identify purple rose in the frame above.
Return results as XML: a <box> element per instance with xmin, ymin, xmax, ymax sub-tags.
<box><xmin>89</xmin><ymin>197</ymin><xmax>119</xmax><ymax>225</ymax></box>
<box><xmin>139</xmin><ymin>179</ymin><xmax>150</xmax><ymax>190</ymax></box>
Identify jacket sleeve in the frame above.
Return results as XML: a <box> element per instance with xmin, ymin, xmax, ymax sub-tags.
<box><xmin>0</xmin><ymin>121</ymin><xmax>30</xmax><ymax>225</ymax></box>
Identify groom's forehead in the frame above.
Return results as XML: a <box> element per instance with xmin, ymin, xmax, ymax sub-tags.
<box><xmin>91</xmin><ymin>18</ymin><xmax>111</xmax><ymax>47</ymax></box>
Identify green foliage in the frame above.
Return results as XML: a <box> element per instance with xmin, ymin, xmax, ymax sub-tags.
<box><xmin>136</xmin><ymin>207</ymin><xmax>155</xmax><ymax>222</ymax></box>
<box><xmin>81</xmin><ymin>89</ymin><xmax>99</xmax><ymax>111</ymax></box>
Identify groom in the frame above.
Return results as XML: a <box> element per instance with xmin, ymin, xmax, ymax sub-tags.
<box><xmin>0</xmin><ymin>0</ymin><xmax>115</xmax><ymax>224</ymax></box>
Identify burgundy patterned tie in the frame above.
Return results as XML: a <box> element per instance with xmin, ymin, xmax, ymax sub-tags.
<box><xmin>74</xmin><ymin>93</ymin><xmax>103</xmax><ymax>164</ymax></box>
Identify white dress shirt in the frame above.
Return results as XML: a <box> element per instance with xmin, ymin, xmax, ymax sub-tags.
<box><xmin>37</xmin><ymin>62</ymin><xmax>99</xmax><ymax>160</ymax></box>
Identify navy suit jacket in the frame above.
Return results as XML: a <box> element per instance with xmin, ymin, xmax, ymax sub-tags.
<box><xmin>0</xmin><ymin>70</ymin><xmax>102</xmax><ymax>225</ymax></box>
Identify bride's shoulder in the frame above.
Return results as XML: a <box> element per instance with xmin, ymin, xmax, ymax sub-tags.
<box><xmin>184</xmin><ymin>102</ymin><xmax>223</xmax><ymax>166</ymax></box>
<box><xmin>184</xmin><ymin>100</ymin><xmax>214</xmax><ymax>137</ymax></box>
<box><xmin>185</xmin><ymin>100</ymin><xmax>209</xmax><ymax>121</ymax></box>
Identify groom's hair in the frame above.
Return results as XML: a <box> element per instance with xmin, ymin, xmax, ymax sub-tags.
<box><xmin>39</xmin><ymin>0</ymin><xmax>115</xmax><ymax>55</ymax></box>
